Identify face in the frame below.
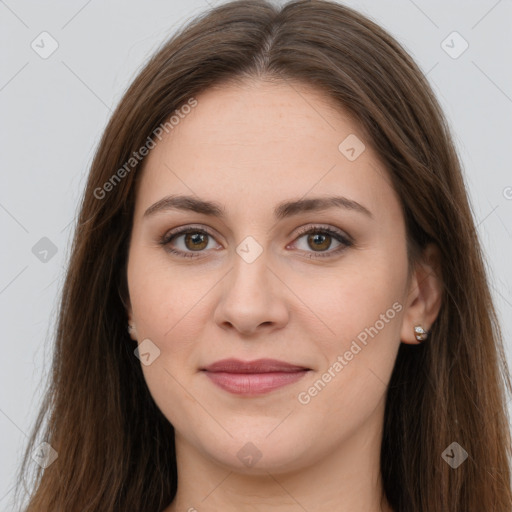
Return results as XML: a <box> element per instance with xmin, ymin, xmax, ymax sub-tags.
<box><xmin>126</xmin><ymin>79</ymin><xmax>419</xmax><ymax>473</ymax></box>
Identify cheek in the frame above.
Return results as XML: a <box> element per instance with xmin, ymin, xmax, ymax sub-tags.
<box><xmin>127</xmin><ymin>251</ymin><xmax>210</xmax><ymax>429</ymax></box>
<box><xmin>293</xmin><ymin>268</ymin><xmax>405</xmax><ymax>446</ymax></box>
<box><xmin>128</xmin><ymin>245</ymin><xmax>206</xmax><ymax>335</ymax></box>
<box><xmin>127</xmin><ymin>250</ymin><xmax>213</xmax><ymax>391</ymax></box>
<box><xmin>298</xmin><ymin>251</ymin><xmax>407</xmax><ymax>349</ymax></box>
<box><xmin>294</xmin><ymin>247</ymin><xmax>407</xmax><ymax>414</ymax></box>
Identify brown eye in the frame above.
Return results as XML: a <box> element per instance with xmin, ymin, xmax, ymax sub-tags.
<box><xmin>292</xmin><ymin>226</ymin><xmax>352</xmax><ymax>259</ymax></box>
<box><xmin>307</xmin><ymin>232</ymin><xmax>332</xmax><ymax>251</ymax></box>
<box><xmin>160</xmin><ymin>227</ymin><xmax>219</xmax><ymax>258</ymax></box>
<box><xmin>184</xmin><ymin>232</ymin><xmax>209</xmax><ymax>251</ymax></box>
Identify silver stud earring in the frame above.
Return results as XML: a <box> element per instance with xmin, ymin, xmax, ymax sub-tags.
<box><xmin>127</xmin><ymin>324</ymin><xmax>135</xmax><ymax>334</ymax></box>
<box><xmin>414</xmin><ymin>325</ymin><xmax>429</xmax><ymax>342</ymax></box>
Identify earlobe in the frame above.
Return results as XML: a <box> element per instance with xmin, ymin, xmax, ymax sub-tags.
<box><xmin>127</xmin><ymin>306</ymin><xmax>138</xmax><ymax>340</ymax></box>
<box><xmin>127</xmin><ymin>322</ymin><xmax>137</xmax><ymax>340</ymax></box>
<box><xmin>119</xmin><ymin>282</ymin><xmax>137</xmax><ymax>340</ymax></box>
<box><xmin>400</xmin><ymin>243</ymin><xmax>443</xmax><ymax>345</ymax></box>
<box><xmin>124</xmin><ymin>300</ymin><xmax>137</xmax><ymax>341</ymax></box>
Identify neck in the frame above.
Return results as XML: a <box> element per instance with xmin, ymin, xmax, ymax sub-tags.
<box><xmin>163</xmin><ymin>399</ymin><xmax>393</xmax><ymax>512</ymax></box>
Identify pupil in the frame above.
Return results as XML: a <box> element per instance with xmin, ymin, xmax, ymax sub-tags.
<box><xmin>309</xmin><ymin>233</ymin><xmax>330</xmax><ymax>251</ymax></box>
<box><xmin>186</xmin><ymin>232</ymin><xmax>207</xmax><ymax>250</ymax></box>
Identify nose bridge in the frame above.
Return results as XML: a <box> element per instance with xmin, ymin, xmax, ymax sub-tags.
<box><xmin>213</xmin><ymin>235</ymin><xmax>289</xmax><ymax>334</ymax></box>
<box><xmin>229</xmin><ymin>236</ymin><xmax>273</xmax><ymax>300</ymax></box>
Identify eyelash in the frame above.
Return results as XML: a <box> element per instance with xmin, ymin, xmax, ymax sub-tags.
<box><xmin>159</xmin><ymin>224</ymin><xmax>353</xmax><ymax>259</ymax></box>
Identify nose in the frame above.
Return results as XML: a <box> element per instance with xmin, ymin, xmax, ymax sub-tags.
<box><xmin>213</xmin><ymin>249</ymin><xmax>290</xmax><ymax>336</ymax></box>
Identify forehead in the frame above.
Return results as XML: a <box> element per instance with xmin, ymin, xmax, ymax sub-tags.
<box><xmin>134</xmin><ymin>79</ymin><xmax>398</xmax><ymax>220</ymax></box>
<box><xmin>158</xmin><ymin>79</ymin><xmax>361</xmax><ymax>160</ymax></box>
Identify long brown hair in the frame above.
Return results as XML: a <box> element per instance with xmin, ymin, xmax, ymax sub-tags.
<box><xmin>14</xmin><ymin>1</ymin><xmax>512</xmax><ymax>510</ymax></box>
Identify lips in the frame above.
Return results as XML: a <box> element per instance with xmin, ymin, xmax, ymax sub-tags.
<box><xmin>201</xmin><ymin>358</ymin><xmax>310</xmax><ymax>395</ymax></box>
<box><xmin>202</xmin><ymin>358</ymin><xmax>309</xmax><ymax>373</ymax></box>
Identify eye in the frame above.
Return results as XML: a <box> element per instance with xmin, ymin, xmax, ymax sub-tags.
<box><xmin>159</xmin><ymin>226</ymin><xmax>220</xmax><ymax>258</ymax></box>
<box><xmin>290</xmin><ymin>225</ymin><xmax>353</xmax><ymax>258</ymax></box>
<box><xmin>159</xmin><ymin>224</ymin><xmax>353</xmax><ymax>259</ymax></box>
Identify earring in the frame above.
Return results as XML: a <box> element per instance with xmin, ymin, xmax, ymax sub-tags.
<box><xmin>127</xmin><ymin>324</ymin><xmax>135</xmax><ymax>334</ymax></box>
<box><xmin>414</xmin><ymin>325</ymin><xmax>429</xmax><ymax>342</ymax></box>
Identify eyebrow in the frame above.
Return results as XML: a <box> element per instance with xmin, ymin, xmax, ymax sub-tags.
<box><xmin>143</xmin><ymin>194</ymin><xmax>373</xmax><ymax>220</ymax></box>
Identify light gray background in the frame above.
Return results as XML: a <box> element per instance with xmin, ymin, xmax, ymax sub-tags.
<box><xmin>1</xmin><ymin>0</ymin><xmax>511</xmax><ymax>509</ymax></box>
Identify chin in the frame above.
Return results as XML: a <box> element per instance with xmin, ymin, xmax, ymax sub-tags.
<box><xmin>198</xmin><ymin>429</ymin><xmax>315</xmax><ymax>474</ymax></box>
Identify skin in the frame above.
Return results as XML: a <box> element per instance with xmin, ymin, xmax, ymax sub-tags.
<box><xmin>126</xmin><ymin>79</ymin><xmax>442</xmax><ymax>512</ymax></box>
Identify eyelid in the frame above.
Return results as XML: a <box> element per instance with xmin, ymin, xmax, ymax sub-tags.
<box><xmin>287</xmin><ymin>224</ymin><xmax>352</xmax><ymax>259</ymax></box>
<box><xmin>292</xmin><ymin>223</ymin><xmax>353</xmax><ymax>245</ymax></box>
<box><xmin>159</xmin><ymin>224</ymin><xmax>222</xmax><ymax>256</ymax></box>
<box><xmin>161</xmin><ymin>224</ymin><xmax>220</xmax><ymax>243</ymax></box>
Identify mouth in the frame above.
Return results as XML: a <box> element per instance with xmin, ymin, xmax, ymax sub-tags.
<box><xmin>200</xmin><ymin>358</ymin><xmax>311</xmax><ymax>395</ymax></box>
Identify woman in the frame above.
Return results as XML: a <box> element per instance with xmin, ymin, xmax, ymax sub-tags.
<box><xmin>14</xmin><ymin>0</ymin><xmax>512</xmax><ymax>510</ymax></box>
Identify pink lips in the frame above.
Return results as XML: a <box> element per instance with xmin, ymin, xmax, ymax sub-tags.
<box><xmin>201</xmin><ymin>358</ymin><xmax>310</xmax><ymax>395</ymax></box>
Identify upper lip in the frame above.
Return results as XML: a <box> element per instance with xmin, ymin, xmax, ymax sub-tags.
<box><xmin>201</xmin><ymin>358</ymin><xmax>310</xmax><ymax>373</ymax></box>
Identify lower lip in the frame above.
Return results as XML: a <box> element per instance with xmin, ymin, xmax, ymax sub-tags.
<box><xmin>203</xmin><ymin>370</ymin><xmax>309</xmax><ymax>395</ymax></box>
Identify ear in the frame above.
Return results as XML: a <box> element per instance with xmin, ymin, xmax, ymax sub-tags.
<box><xmin>119</xmin><ymin>282</ymin><xmax>138</xmax><ymax>341</ymax></box>
<box><xmin>126</xmin><ymin>307</ymin><xmax>138</xmax><ymax>341</ymax></box>
<box><xmin>400</xmin><ymin>243</ymin><xmax>443</xmax><ymax>345</ymax></box>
